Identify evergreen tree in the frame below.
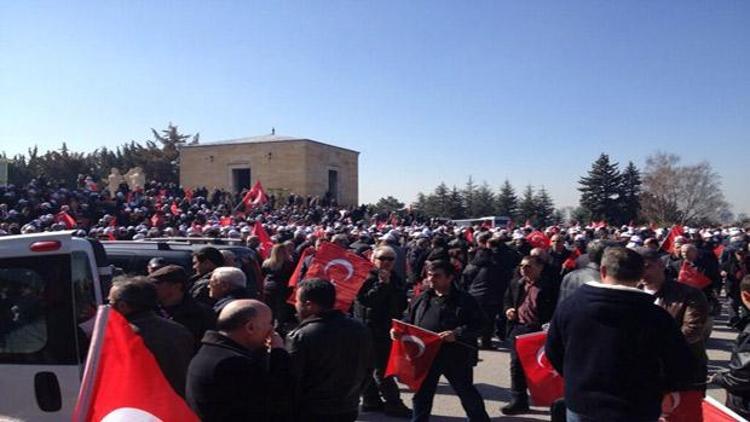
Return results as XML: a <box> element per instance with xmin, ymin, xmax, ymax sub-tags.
<box><xmin>447</xmin><ymin>186</ymin><xmax>467</xmax><ymax>219</ymax></box>
<box><xmin>462</xmin><ymin>176</ymin><xmax>478</xmax><ymax>217</ymax></box>
<box><xmin>533</xmin><ymin>187</ymin><xmax>555</xmax><ymax>226</ymax></box>
<box><xmin>496</xmin><ymin>180</ymin><xmax>519</xmax><ymax>220</ymax></box>
<box><xmin>373</xmin><ymin>196</ymin><xmax>404</xmax><ymax>213</ymax></box>
<box><xmin>518</xmin><ymin>185</ymin><xmax>537</xmax><ymax>225</ymax></box>
<box><xmin>620</xmin><ymin>161</ymin><xmax>642</xmax><ymax>224</ymax></box>
<box><xmin>472</xmin><ymin>182</ymin><xmax>496</xmax><ymax>217</ymax></box>
<box><xmin>433</xmin><ymin>182</ymin><xmax>451</xmax><ymax>217</ymax></box>
<box><xmin>578</xmin><ymin>153</ymin><xmax>623</xmax><ymax>224</ymax></box>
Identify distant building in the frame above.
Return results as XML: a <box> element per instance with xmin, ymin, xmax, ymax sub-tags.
<box><xmin>179</xmin><ymin>134</ymin><xmax>359</xmax><ymax>206</ymax></box>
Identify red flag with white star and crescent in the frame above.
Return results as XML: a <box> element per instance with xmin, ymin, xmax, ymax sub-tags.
<box><xmin>385</xmin><ymin>320</ymin><xmax>443</xmax><ymax>391</ymax></box>
<box><xmin>515</xmin><ymin>330</ymin><xmax>564</xmax><ymax>406</ymax></box>
<box><xmin>302</xmin><ymin>242</ymin><xmax>374</xmax><ymax>311</ymax></box>
<box><xmin>73</xmin><ymin>306</ymin><xmax>199</xmax><ymax>422</ymax></box>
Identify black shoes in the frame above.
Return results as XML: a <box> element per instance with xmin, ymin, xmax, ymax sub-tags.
<box><xmin>501</xmin><ymin>399</ymin><xmax>530</xmax><ymax>415</ymax></box>
<box><xmin>384</xmin><ymin>401</ymin><xmax>412</xmax><ymax>418</ymax></box>
<box><xmin>362</xmin><ymin>400</ymin><xmax>412</xmax><ymax>418</ymax></box>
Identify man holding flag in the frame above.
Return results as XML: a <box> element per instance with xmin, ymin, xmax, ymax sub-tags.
<box><xmin>393</xmin><ymin>260</ymin><xmax>490</xmax><ymax>422</ymax></box>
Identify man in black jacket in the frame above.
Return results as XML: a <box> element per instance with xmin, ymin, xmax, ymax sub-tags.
<box><xmin>462</xmin><ymin>233</ymin><xmax>512</xmax><ymax>349</ymax></box>
<box><xmin>208</xmin><ymin>266</ymin><xmax>252</xmax><ymax>314</ymax></box>
<box><xmin>148</xmin><ymin>265</ymin><xmax>215</xmax><ymax>345</ymax></box>
<box><xmin>397</xmin><ymin>260</ymin><xmax>490</xmax><ymax>422</ymax></box>
<box><xmin>186</xmin><ymin>299</ymin><xmax>291</xmax><ymax>422</ymax></box>
<box><xmin>502</xmin><ymin>255</ymin><xmax>557</xmax><ymax>415</ymax></box>
<box><xmin>711</xmin><ymin>274</ymin><xmax>750</xmax><ymax>419</ymax></box>
<box><xmin>353</xmin><ymin>246</ymin><xmax>411</xmax><ymax>417</ymax></box>
<box><xmin>546</xmin><ymin>247</ymin><xmax>698</xmax><ymax>422</ymax></box>
<box><xmin>189</xmin><ymin>246</ymin><xmax>224</xmax><ymax>307</ymax></box>
<box><xmin>287</xmin><ymin>278</ymin><xmax>372</xmax><ymax>422</ymax></box>
<box><xmin>109</xmin><ymin>277</ymin><xmax>195</xmax><ymax>398</ymax></box>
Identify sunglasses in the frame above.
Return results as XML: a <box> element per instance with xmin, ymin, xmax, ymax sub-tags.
<box><xmin>376</xmin><ymin>256</ymin><xmax>395</xmax><ymax>261</ymax></box>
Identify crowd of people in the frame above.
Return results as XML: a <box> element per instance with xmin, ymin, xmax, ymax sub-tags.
<box><xmin>3</xmin><ymin>177</ymin><xmax>750</xmax><ymax>421</ymax></box>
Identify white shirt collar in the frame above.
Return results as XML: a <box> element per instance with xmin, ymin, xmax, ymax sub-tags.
<box><xmin>585</xmin><ymin>280</ymin><xmax>650</xmax><ymax>295</ymax></box>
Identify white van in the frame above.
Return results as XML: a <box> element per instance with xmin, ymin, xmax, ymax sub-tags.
<box><xmin>0</xmin><ymin>231</ymin><xmax>109</xmax><ymax>421</ymax></box>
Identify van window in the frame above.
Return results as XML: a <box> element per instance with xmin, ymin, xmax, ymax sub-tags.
<box><xmin>72</xmin><ymin>251</ymin><xmax>97</xmax><ymax>340</ymax></box>
<box><xmin>0</xmin><ymin>255</ymin><xmax>78</xmax><ymax>364</ymax></box>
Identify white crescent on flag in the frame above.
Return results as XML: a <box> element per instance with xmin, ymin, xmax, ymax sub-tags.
<box><xmin>101</xmin><ymin>407</ymin><xmax>164</xmax><ymax>422</ymax></box>
<box><xmin>401</xmin><ymin>335</ymin><xmax>426</xmax><ymax>360</ymax></box>
<box><xmin>536</xmin><ymin>345</ymin><xmax>560</xmax><ymax>378</ymax></box>
<box><xmin>324</xmin><ymin>259</ymin><xmax>355</xmax><ymax>281</ymax></box>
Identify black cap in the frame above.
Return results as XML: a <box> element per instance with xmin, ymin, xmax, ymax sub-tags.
<box><xmin>149</xmin><ymin>264</ymin><xmax>189</xmax><ymax>285</ymax></box>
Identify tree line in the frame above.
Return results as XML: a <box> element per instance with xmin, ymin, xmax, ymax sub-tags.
<box><xmin>1</xmin><ymin>124</ymin><xmax>198</xmax><ymax>189</ymax></box>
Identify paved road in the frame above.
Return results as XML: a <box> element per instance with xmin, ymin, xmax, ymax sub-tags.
<box><xmin>358</xmin><ymin>304</ymin><xmax>737</xmax><ymax>421</ymax></box>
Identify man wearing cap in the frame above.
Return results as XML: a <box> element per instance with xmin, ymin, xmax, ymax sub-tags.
<box><xmin>109</xmin><ymin>277</ymin><xmax>195</xmax><ymax>397</ymax></box>
<box><xmin>189</xmin><ymin>246</ymin><xmax>225</xmax><ymax>306</ymax></box>
<box><xmin>149</xmin><ymin>265</ymin><xmax>216</xmax><ymax>344</ymax></box>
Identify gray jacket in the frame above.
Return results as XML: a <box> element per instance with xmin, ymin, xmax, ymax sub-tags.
<box><xmin>557</xmin><ymin>262</ymin><xmax>601</xmax><ymax>304</ymax></box>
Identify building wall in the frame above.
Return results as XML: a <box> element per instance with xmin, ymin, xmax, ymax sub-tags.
<box><xmin>179</xmin><ymin>140</ymin><xmax>358</xmax><ymax>205</ymax></box>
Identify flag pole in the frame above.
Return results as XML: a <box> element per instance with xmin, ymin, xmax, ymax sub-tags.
<box><xmin>72</xmin><ymin>305</ymin><xmax>111</xmax><ymax>422</ymax></box>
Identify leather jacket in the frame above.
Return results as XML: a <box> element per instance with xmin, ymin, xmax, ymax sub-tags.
<box><xmin>713</xmin><ymin>316</ymin><xmax>750</xmax><ymax>419</ymax></box>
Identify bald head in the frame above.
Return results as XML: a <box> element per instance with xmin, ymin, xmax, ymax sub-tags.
<box><xmin>217</xmin><ymin>299</ymin><xmax>270</xmax><ymax>331</ymax></box>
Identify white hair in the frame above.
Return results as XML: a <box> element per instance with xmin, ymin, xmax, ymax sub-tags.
<box><xmin>213</xmin><ymin>266</ymin><xmax>246</xmax><ymax>288</ymax></box>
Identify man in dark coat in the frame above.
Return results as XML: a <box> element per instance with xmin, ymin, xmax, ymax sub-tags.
<box><xmin>353</xmin><ymin>246</ymin><xmax>410</xmax><ymax>417</ymax></box>
<box><xmin>189</xmin><ymin>246</ymin><xmax>224</xmax><ymax>306</ymax></box>
<box><xmin>398</xmin><ymin>260</ymin><xmax>490</xmax><ymax>422</ymax></box>
<box><xmin>546</xmin><ymin>247</ymin><xmax>698</xmax><ymax>422</ymax></box>
<box><xmin>502</xmin><ymin>255</ymin><xmax>557</xmax><ymax>414</ymax></box>
<box><xmin>287</xmin><ymin>278</ymin><xmax>372</xmax><ymax>422</ymax></box>
<box><xmin>711</xmin><ymin>274</ymin><xmax>750</xmax><ymax>419</ymax></box>
<box><xmin>148</xmin><ymin>265</ymin><xmax>215</xmax><ymax>345</ymax></box>
<box><xmin>109</xmin><ymin>277</ymin><xmax>195</xmax><ymax>398</ymax></box>
<box><xmin>186</xmin><ymin>299</ymin><xmax>292</xmax><ymax>422</ymax></box>
<box><xmin>208</xmin><ymin>266</ymin><xmax>252</xmax><ymax>314</ymax></box>
<box><xmin>558</xmin><ymin>240</ymin><xmax>607</xmax><ymax>304</ymax></box>
<box><xmin>461</xmin><ymin>232</ymin><xmax>511</xmax><ymax>349</ymax></box>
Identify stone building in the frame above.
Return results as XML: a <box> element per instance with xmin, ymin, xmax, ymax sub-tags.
<box><xmin>179</xmin><ymin>134</ymin><xmax>359</xmax><ymax>206</ymax></box>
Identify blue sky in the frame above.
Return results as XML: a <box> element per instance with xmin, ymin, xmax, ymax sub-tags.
<box><xmin>1</xmin><ymin>1</ymin><xmax>748</xmax><ymax>214</ymax></box>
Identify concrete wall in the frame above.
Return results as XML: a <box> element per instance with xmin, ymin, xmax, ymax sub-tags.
<box><xmin>179</xmin><ymin>140</ymin><xmax>359</xmax><ymax>205</ymax></box>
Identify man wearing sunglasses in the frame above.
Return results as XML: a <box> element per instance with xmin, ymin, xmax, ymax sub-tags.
<box><xmin>353</xmin><ymin>246</ymin><xmax>411</xmax><ymax>418</ymax></box>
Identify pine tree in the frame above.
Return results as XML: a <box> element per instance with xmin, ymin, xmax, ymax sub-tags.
<box><xmin>533</xmin><ymin>187</ymin><xmax>555</xmax><ymax>227</ymax></box>
<box><xmin>578</xmin><ymin>153</ymin><xmax>623</xmax><ymax>224</ymax></box>
<box><xmin>472</xmin><ymin>182</ymin><xmax>496</xmax><ymax>217</ymax></box>
<box><xmin>462</xmin><ymin>176</ymin><xmax>478</xmax><ymax>217</ymax></box>
<box><xmin>433</xmin><ymin>182</ymin><xmax>451</xmax><ymax>217</ymax></box>
<box><xmin>518</xmin><ymin>185</ymin><xmax>537</xmax><ymax>226</ymax></box>
<box><xmin>496</xmin><ymin>180</ymin><xmax>519</xmax><ymax>220</ymax></box>
<box><xmin>620</xmin><ymin>161</ymin><xmax>642</xmax><ymax>224</ymax></box>
<box><xmin>448</xmin><ymin>186</ymin><xmax>467</xmax><ymax>219</ymax></box>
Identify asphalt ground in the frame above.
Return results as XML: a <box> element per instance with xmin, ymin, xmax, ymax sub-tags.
<box><xmin>358</xmin><ymin>301</ymin><xmax>737</xmax><ymax>422</ymax></box>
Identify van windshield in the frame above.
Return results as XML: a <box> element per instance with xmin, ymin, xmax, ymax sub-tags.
<box><xmin>0</xmin><ymin>255</ymin><xmax>79</xmax><ymax>365</ymax></box>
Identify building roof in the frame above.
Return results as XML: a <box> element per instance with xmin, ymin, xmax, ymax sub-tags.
<box><xmin>180</xmin><ymin>134</ymin><xmax>359</xmax><ymax>154</ymax></box>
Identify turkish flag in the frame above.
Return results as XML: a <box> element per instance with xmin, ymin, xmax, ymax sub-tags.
<box><xmin>702</xmin><ymin>395</ymin><xmax>745</xmax><ymax>421</ymax></box>
<box><xmin>526</xmin><ymin>230</ymin><xmax>551</xmax><ymax>250</ymax></box>
<box><xmin>303</xmin><ymin>242</ymin><xmax>374</xmax><ymax>312</ymax></box>
<box><xmin>385</xmin><ymin>320</ymin><xmax>442</xmax><ymax>391</ymax></box>
<box><xmin>241</xmin><ymin>181</ymin><xmax>269</xmax><ymax>208</ymax></box>
<box><xmin>55</xmin><ymin>211</ymin><xmax>77</xmax><ymax>229</ymax></box>
<box><xmin>678</xmin><ymin>261</ymin><xmax>712</xmax><ymax>290</ymax></box>
<box><xmin>562</xmin><ymin>249</ymin><xmax>581</xmax><ymax>271</ymax></box>
<box><xmin>219</xmin><ymin>216</ymin><xmax>232</xmax><ymax>227</ymax></box>
<box><xmin>184</xmin><ymin>188</ymin><xmax>194</xmax><ymax>201</ymax></box>
<box><xmin>252</xmin><ymin>221</ymin><xmax>274</xmax><ymax>260</ymax></box>
<box><xmin>714</xmin><ymin>245</ymin><xmax>725</xmax><ymax>260</ymax></box>
<box><xmin>661</xmin><ymin>390</ymin><xmax>704</xmax><ymax>422</ymax></box>
<box><xmin>516</xmin><ymin>331</ymin><xmax>564</xmax><ymax>406</ymax></box>
<box><xmin>73</xmin><ymin>306</ymin><xmax>199</xmax><ymax>422</ymax></box>
<box><xmin>661</xmin><ymin>225</ymin><xmax>685</xmax><ymax>255</ymax></box>
<box><xmin>286</xmin><ymin>246</ymin><xmax>316</xmax><ymax>304</ymax></box>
